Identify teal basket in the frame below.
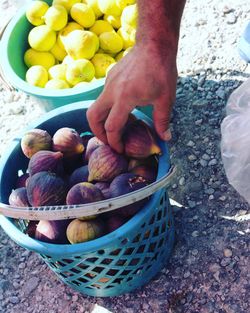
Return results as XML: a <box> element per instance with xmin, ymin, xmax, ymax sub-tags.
<box><xmin>0</xmin><ymin>101</ymin><xmax>174</xmax><ymax>297</ymax></box>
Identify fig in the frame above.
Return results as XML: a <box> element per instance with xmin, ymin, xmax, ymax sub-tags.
<box><xmin>109</xmin><ymin>173</ymin><xmax>149</xmax><ymax>217</ymax></box>
<box><xmin>34</xmin><ymin>220</ymin><xmax>71</xmax><ymax>244</ymax></box>
<box><xmin>85</xmin><ymin>136</ymin><xmax>105</xmax><ymax>162</ymax></box>
<box><xmin>106</xmin><ymin>215</ymin><xmax>126</xmax><ymax>233</ymax></box>
<box><xmin>69</xmin><ymin>165</ymin><xmax>89</xmax><ymax>188</ymax></box>
<box><xmin>88</xmin><ymin>145</ymin><xmax>128</xmax><ymax>182</ymax></box>
<box><xmin>21</xmin><ymin>129</ymin><xmax>52</xmax><ymax>159</ymax></box>
<box><xmin>123</xmin><ymin>120</ymin><xmax>161</xmax><ymax>158</ymax></box>
<box><xmin>16</xmin><ymin>173</ymin><xmax>29</xmax><ymax>188</ymax></box>
<box><xmin>95</xmin><ymin>182</ymin><xmax>111</xmax><ymax>199</ymax></box>
<box><xmin>66</xmin><ymin>182</ymin><xmax>104</xmax><ymax>205</ymax></box>
<box><xmin>9</xmin><ymin>187</ymin><xmax>30</xmax><ymax>207</ymax></box>
<box><xmin>28</xmin><ymin>150</ymin><xmax>64</xmax><ymax>176</ymax></box>
<box><xmin>130</xmin><ymin>165</ymin><xmax>157</xmax><ymax>183</ymax></box>
<box><xmin>27</xmin><ymin>171</ymin><xmax>67</xmax><ymax>206</ymax></box>
<box><xmin>52</xmin><ymin>127</ymin><xmax>84</xmax><ymax>157</ymax></box>
<box><xmin>66</xmin><ymin>219</ymin><xmax>104</xmax><ymax>244</ymax></box>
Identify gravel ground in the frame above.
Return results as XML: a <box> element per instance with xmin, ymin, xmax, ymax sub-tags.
<box><xmin>0</xmin><ymin>1</ymin><xmax>250</xmax><ymax>313</ymax></box>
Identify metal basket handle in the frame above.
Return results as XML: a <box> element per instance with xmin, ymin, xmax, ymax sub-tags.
<box><xmin>0</xmin><ymin>166</ymin><xmax>176</xmax><ymax>220</ymax></box>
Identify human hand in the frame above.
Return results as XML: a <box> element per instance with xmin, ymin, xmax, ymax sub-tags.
<box><xmin>86</xmin><ymin>42</ymin><xmax>178</xmax><ymax>153</ymax></box>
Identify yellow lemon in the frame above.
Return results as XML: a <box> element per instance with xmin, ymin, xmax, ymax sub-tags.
<box><xmin>74</xmin><ymin>81</ymin><xmax>91</xmax><ymax>88</ymax></box>
<box><xmin>52</xmin><ymin>0</ymin><xmax>81</xmax><ymax>12</ymax></box>
<box><xmin>24</xmin><ymin>49</ymin><xmax>55</xmax><ymax>70</ymax></box>
<box><xmin>45</xmin><ymin>79</ymin><xmax>70</xmax><ymax>89</ymax></box>
<box><xmin>44</xmin><ymin>4</ymin><xmax>68</xmax><ymax>31</ymax></box>
<box><xmin>26</xmin><ymin>1</ymin><xmax>49</xmax><ymax>26</ymax></box>
<box><xmin>85</xmin><ymin>0</ymin><xmax>102</xmax><ymax>18</ymax></box>
<box><xmin>70</xmin><ymin>3</ymin><xmax>96</xmax><ymax>28</ymax></box>
<box><xmin>89</xmin><ymin>20</ymin><xmax>114</xmax><ymax>36</ymax></box>
<box><xmin>91</xmin><ymin>53</ymin><xmax>115</xmax><ymax>78</ymax></box>
<box><xmin>28</xmin><ymin>25</ymin><xmax>57</xmax><ymax>51</ymax></box>
<box><xmin>62</xmin><ymin>55</ymin><xmax>75</xmax><ymax>65</ymax></box>
<box><xmin>48</xmin><ymin>64</ymin><xmax>67</xmax><ymax>80</ymax></box>
<box><xmin>106</xmin><ymin>62</ymin><xmax>116</xmax><ymax>74</ymax></box>
<box><xmin>26</xmin><ymin>65</ymin><xmax>48</xmax><ymax>88</ymax></box>
<box><xmin>99</xmin><ymin>31</ymin><xmax>123</xmax><ymax>54</ymax></box>
<box><xmin>57</xmin><ymin>22</ymin><xmax>83</xmax><ymax>49</ymax></box>
<box><xmin>104</xmin><ymin>14</ymin><xmax>121</xmax><ymax>29</ymax></box>
<box><xmin>117</xmin><ymin>25</ymin><xmax>135</xmax><ymax>49</ymax></box>
<box><xmin>115</xmin><ymin>46</ymin><xmax>132</xmax><ymax>61</ymax></box>
<box><xmin>50</xmin><ymin>41</ymin><xmax>67</xmax><ymax>61</ymax></box>
<box><xmin>63</xmin><ymin>30</ymin><xmax>99</xmax><ymax>60</ymax></box>
<box><xmin>121</xmin><ymin>4</ymin><xmax>137</xmax><ymax>28</ymax></box>
<box><xmin>98</xmin><ymin>0</ymin><xmax>121</xmax><ymax>16</ymax></box>
<box><xmin>66</xmin><ymin>59</ymin><xmax>95</xmax><ymax>85</ymax></box>
<box><xmin>116</xmin><ymin>0</ymin><xmax>135</xmax><ymax>10</ymax></box>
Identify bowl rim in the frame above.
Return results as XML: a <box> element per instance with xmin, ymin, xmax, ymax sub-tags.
<box><xmin>0</xmin><ymin>101</ymin><xmax>171</xmax><ymax>256</ymax></box>
<box><xmin>0</xmin><ymin>3</ymin><xmax>105</xmax><ymax>98</ymax></box>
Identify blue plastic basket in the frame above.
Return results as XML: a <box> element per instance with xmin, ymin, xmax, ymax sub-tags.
<box><xmin>0</xmin><ymin>101</ymin><xmax>174</xmax><ymax>297</ymax></box>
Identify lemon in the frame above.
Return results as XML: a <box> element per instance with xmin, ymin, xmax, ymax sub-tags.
<box><xmin>89</xmin><ymin>20</ymin><xmax>114</xmax><ymax>36</ymax></box>
<box><xmin>48</xmin><ymin>64</ymin><xmax>67</xmax><ymax>80</ymax></box>
<box><xmin>98</xmin><ymin>0</ymin><xmax>121</xmax><ymax>16</ymax></box>
<box><xmin>57</xmin><ymin>22</ymin><xmax>83</xmax><ymax>49</ymax></box>
<box><xmin>85</xmin><ymin>0</ymin><xmax>102</xmax><ymax>18</ymax></box>
<box><xmin>74</xmin><ymin>81</ymin><xmax>91</xmax><ymax>88</ymax></box>
<box><xmin>44</xmin><ymin>4</ymin><xmax>68</xmax><ymax>31</ymax></box>
<box><xmin>26</xmin><ymin>1</ymin><xmax>49</xmax><ymax>26</ymax></box>
<box><xmin>106</xmin><ymin>62</ymin><xmax>116</xmax><ymax>74</ymax></box>
<box><xmin>115</xmin><ymin>46</ymin><xmax>132</xmax><ymax>61</ymax></box>
<box><xmin>24</xmin><ymin>49</ymin><xmax>55</xmax><ymax>70</ymax></box>
<box><xmin>117</xmin><ymin>25</ymin><xmax>135</xmax><ymax>49</ymax></box>
<box><xmin>116</xmin><ymin>0</ymin><xmax>135</xmax><ymax>10</ymax></box>
<box><xmin>52</xmin><ymin>0</ymin><xmax>81</xmax><ymax>12</ymax></box>
<box><xmin>66</xmin><ymin>59</ymin><xmax>95</xmax><ymax>85</ymax></box>
<box><xmin>45</xmin><ymin>79</ymin><xmax>70</xmax><ymax>89</ymax></box>
<box><xmin>62</xmin><ymin>55</ymin><xmax>75</xmax><ymax>65</ymax></box>
<box><xmin>121</xmin><ymin>4</ymin><xmax>137</xmax><ymax>28</ymax></box>
<box><xmin>63</xmin><ymin>30</ymin><xmax>99</xmax><ymax>60</ymax></box>
<box><xmin>50</xmin><ymin>41</ymin><xmax>67</xmax><ymax>61</ymax></box>
<box><xmin>28</xmin><ymin>25</ymin><xmax>57</xmax><ymax>51</ymax></box>
<box><xmin>99</xmin><ymin>31</ymin><xmax>123</xmax><ymax>54</ymax></box>
<box><xmin>70</xmin><ymin>3</ymin><xmax>96</xmax><ymax>28</ymax></box>
<box><xmin>26</xmin><ymin>65</ymin><xmax>48</xmax><ymax>88</ymax></box>
<box><xmin>91</xmin><ymin>53</ymin><xmax>115</xmax><ymax>78</ymax></box>
<box><xmin>104</xmin><ymin>14</ymin><xmax>121</xmax><ymax>29</ymax></box>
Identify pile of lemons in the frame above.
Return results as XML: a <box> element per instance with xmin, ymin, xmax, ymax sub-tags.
<box><xmin>24</xmin><ymin>0</ymin><xmax>137</xmax><ymax>89</ymax></box>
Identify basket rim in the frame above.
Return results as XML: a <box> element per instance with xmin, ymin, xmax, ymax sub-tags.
<box><xmin>0</xmin><ymin>2</ymin><xmax>105</xmax><ymax>98</ymax></box>
<box><xmin>0</xmin><ymin>101</ymin><xmax>170</xmax><ymax>256</ymax></box>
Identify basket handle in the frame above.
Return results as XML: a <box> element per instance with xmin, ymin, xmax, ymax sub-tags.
<box><xmin>0</xmin><ymin>166</ymin><xmax>176</xmax><ymax>220</ymax></box>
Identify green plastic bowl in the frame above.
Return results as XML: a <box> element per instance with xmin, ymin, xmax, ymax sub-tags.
<box><xmin>0</xmin><ymin>0</ymin><xmax>105</xmax><ymax>111</ymax></box>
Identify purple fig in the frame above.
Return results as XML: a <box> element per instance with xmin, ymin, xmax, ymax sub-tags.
<box><xmin>69</xmin><ymin>165</ymin><xmax>89</xmax><ymax>187</ymax></box>
<box><xmin>66</xmin><ymin>219</ymin><xmax>104</xmax><ymax>243</ymax></box>
<box><xmin>66</xmin><ymin>182</ymin><xmax>104</xmax><ymax>205</ymax></box>
<box><xmin>95</xmin><ymin>182</ymin><xmax>111</xmax><ymax>199</ymax></box>
<box><xmin>109</xmin><ymin>173</ymin><xmax>149</xmax><ymax>217</ymax></box>
<box><xmin>123</xmin><ymin>120</ymin><xmax>161</xmax><ymax>158</ymax></box>
<box><xmin>9</xmin><ymin>187</ymin><xmax>30</xmax><ymax>207</ymax></box>
<box><xmin>21</xmin><ymin>129</ymin><xmax>52</xmax><ymax>159</ymax></box>
<box><xmin>85</xmin><ymin>136</ymin><xmax>105</xmax><ymax>161</ymax></box>
<box><xmin>88</xmin><ymin>145</ymin><xmax>128</xmax><ymax>182</ymax></box>
<box><xmin>34</xmin><ymin>220</ymin><xmax>71</xmax><ymax>244</ymax></box>
<box><xmin>28</xmin><ymin>150</ymin><xmax>64</xmax><ymax>176</ymax></box>
<box><xmin>130</xmin><ymin>165</ymin><xmax>157</xmax><ymax>183</ymax></box>
<box><xmin>27</xmin><ymin>171</ymin><xmax>67</xmax><ymax>206</ymax></box>
<box><xmin>52</xmin><ymin>127</ymin><xmax>84</xmax><ymax>157</ymax></box>
<box><xmin>16</xmin><ymin>173</ymin><xmax>29</xmax><ymax>188</ymax></box>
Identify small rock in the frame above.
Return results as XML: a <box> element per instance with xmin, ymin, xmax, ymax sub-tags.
<box><xmin>208</xmin><ymin>159</ymin><xmax>217</xmax><ymax>166</ymax></box>
<box><xmin>183</xmin><ymin>271</ymin><xmax>191</xmax><ymax>278</ymax></box>
<box><xmin>189</xmin><ymin>181</ymin><xmax>203</xmax><ymax>192</ymax></box>
<box><xmin>192</xmin><ymin>231</ymin><xmax>199</xmax><ymax>237</ymax></box>
<box><xmin>224</xmin><ymin>248</ymin><xmax>233</xmax><ymax>258</ymax></box>
<box><xmin>23</xmin><ymin>277</ymin><xmax>40</xmax><ymax>295</ymax></box>
<box><xmin>220</xmin><ymin>258</ymin><xmax>231</xmax><ymax>267</ymax></box>
<box><xmin>187</xmin><ymin>140</ymin><xmax>195</xmax><ymax>147</ymax></box>
<box><xmin>200</xmin><ymin>159</ymin><xmax>208</xmax><ymax>167</ymax></box>
<box><xmin>219</xmin><ymin>195</ymin><xmax>226</xmax><ymax>201</ymax></box>
<box><xmin>216</xmin><ymin>87</ymin><xmax>226</xmax><ymax>99</ymax></box>
<box><xmin>9</xmin><ymin>296</ymin><xmax>20</xmax><ymax>304</ymax></box>
<box><xmin>179</xmin><ymin>177</ymin><xmax>185</xmax><ymax>186</ymax></box>
<box><xmin>188</xmin><ymin>200</ymin><xmax>196</xmax><ymax>208</ymax></box>
<box><xmin>188</xmin><ymin>154</ymin><xmax>197</xmax><ymax>161</ymax></box>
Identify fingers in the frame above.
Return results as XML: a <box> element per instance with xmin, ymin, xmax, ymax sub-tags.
<box><xmin>153</xmin><ymin>95</ymin><xmax>174</xmax><ymax>141</ymax></box>
<box><xmin>86</xmin><ymin>93</ymin><xmax>111</xmax><ymax>144</ymax></box>
<box><xmin>104</xmin><ymin>102</ymin><xmax>134</xmax><ymax>153</ymax></box>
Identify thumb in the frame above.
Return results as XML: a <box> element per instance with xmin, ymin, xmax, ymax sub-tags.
<box><xmin>153</xmin><ymin>95</ymin><xmax>173</xmax><ymax>141</ymax></box>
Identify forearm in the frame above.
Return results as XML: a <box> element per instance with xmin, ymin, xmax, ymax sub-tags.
<box><xmin>136</xmin><ymin>0</ymin><xmax>186</xmax><ymax>54</ymax></box>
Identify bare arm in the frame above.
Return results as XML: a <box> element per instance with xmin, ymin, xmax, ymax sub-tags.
<box><xmin>87</xmin><ymin>0</ymin><xmax>186</xmax><ymax>153</ymax></box>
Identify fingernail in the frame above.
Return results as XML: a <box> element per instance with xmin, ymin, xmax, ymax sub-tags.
<box><xmin>163</xmin><ymin>129</ymin><xmax>172</xmax><ymax>141</ymax></box>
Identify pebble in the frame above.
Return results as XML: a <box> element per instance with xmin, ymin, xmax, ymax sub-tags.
<box><xmin>192</xmin><ymin>231</ymin><xmax>199</xmax><ymax>237</ymax></box>
<box><xmin>208</xmin><ymin>159</ymin><xmax>217</xmax><ymax>166</ymax></box>
<box><xmin>187</xmin><ymin>140</ymin><xmax>195</xmax><ymax>147</ymax></box>
<box><xmin>23</xmin><ymin>277</ymin><xmax>40</xmax><ymax>296</ymax></box>
<box><xmin>224</xmin><ymin>248</ymin><xmax>233</xmax><ymax>258</ymax></box>
<box><xmin>9</xmin><ymin>296</ymin><xmax>20</xmax><ymax>304</ymax></box>
<box><xmin>200</xmin><ymin>159</ymin><xmax>208</xmax><ymax>167</ymax></box>
<box><xmin>179</xmin><ymin>177</ymin><xmax>185</xmax><ymax>186</ymax></box>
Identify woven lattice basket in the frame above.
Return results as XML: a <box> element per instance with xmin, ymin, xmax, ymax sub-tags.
<box><xmin>0</xmin><ymin>101</ymin><xmax>174</xmax><ymax>297</ymax></box>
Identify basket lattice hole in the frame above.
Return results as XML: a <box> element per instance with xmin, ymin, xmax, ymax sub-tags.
<box><xmin>121</xmin><ymin>269</ymin><xmax>132</xmax><ymax>276</ymax></box>
<box><xmin>157</xmin><ymin>210</ymin><xmax>162</xmax><ymax>220</ymax></box>
<box><xmin>101</xmin><ymin>258</ymin><xmax>113</xmax><ymax>265</ymax></box>
<box><xmin>71</xmin><ymin>267</ymin><xmax>81</xmax><ymax>274</ymax></box>
<box><xmin>161</xmin><ymin>222</ymin><xmax>167</xmax><ymax>233</ymax></box>
<box><xmin>98</xmin><ymin>277</ymin><xmax>110</xmax><ymax>283</ymax></box>
<box><xmin>149</xmin><ymin>242</ymin><xmax>156</xmax><ymax>252</ymax></box>
<box><xmin>129</xmin><ymin>258</ymin><xmax>140</xmax><ymax>266</ymax></box>
<box><xmin>110</xmin><ymin>249</ymin><xmax>121</xmax><ymax>256</ymax></box>
<box><xmin>98</xmin><ymin>249</ymin><xmax>105</xmax><ymax>255</ymax></box>
<box><xmin>132</xmin><ymin>234</ymin><xmax>141</xmax><ymax>243</ymax></box>
<box><xmin>85</xmin><ymin>273</ymin><xmax>96</xmax><ymax>279</ymax></box>
<box><xmin>107</xmin><ymin>269</ymin><xmax>119</xmax><ymax>276</ymax></box>
<box><xmin>153</xmin><ymin>226</ymin><xmax>160</xmax><ymax>236</ymax></box>
<box><xmin>72</xmin><ymin>280</ymin><xmax>81</xmax><ymax>286</ymax></box>
<box><xmin>158</xmin><ymin>238</ymin><xmax>165</xmax><ymax>248</ymax></box>
<box><xmin>124</xmin><ymin>247</ymin><xmax>135</xmax><ymax>255</ymax></box>
<box><xmin>93</xmin><ymin>266</ymin><xmax>104</xmax><ymax>274</ymax></box>
<box><xmin>78</xmin><ymin>263</ymin><xmax>88</xmax><ymax>270</ymax></box>
<box><xmin>113</xmin><ymin>278</ymin><xmax>123</xmax><ymax>284</ymax></box>
<box><xmin>121</xmin><ymin>238</ymin><xmax>129</xmax><ymax>245</ymax></box>
<box><xmin>115</xmin><ymin>259</ymin><xmax>126</xmax><ymax>266</ymax></box>
<box><xmin>143</xmin><ymin>230</ymin><xmax>151</xmax><ymax>239</ymax></box>
<box><xmin>143</xmin><ymin>256</ymin><xmax>150</xmax><ymax>264</ymax></box>
<box><xmin>149</xmin><ymin>215</ymin><xmax>156</xmax><ymax>225</ymax></box>
<box><xmin>137</xmin><ymin>244</ymin><xmax>146</xmax><ymax>253</ymax></box>
<box><xmin>86</xmin><ymin>257</ymin><xmax>98</xmax><ymax>263</ymax></box>
<box><xmin>61</xmin><ymin>271</ymin><xmax>74</xmax><ymax>277</ymax></box>
<box><xmin>62</xmin><ymin>258</ymin><xmax>73</xmax><ymax>264</ymax></box>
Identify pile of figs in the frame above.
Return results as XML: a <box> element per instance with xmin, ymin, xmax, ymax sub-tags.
<box><xmin>10</xmin><ymin>117</ymin><xmax>161</xmax><ymax>245</ymax></box>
